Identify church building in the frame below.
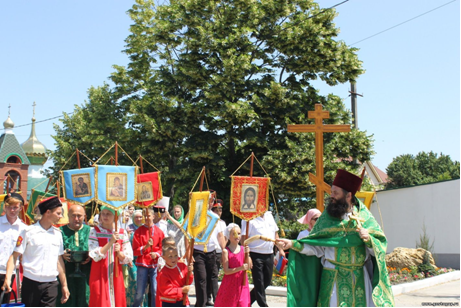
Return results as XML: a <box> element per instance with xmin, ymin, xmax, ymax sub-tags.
<box><xmin>0</xmin><ymin>105</ymin><xmax>48</xmax><ymax>202</ymax></box>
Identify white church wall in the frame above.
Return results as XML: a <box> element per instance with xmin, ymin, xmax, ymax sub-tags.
<box><xmin>370</xmin><ymin>179</ymin><xmax>460</xmax><ymax>269</ymax></box>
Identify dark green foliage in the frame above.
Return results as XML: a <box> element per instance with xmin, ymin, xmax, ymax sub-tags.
<box><xmin>279</xmin><ymin>218</ymin><xmax>308</xmax><ymax>240</ymax></box>
<box><xmin>386</xmin><ymin>151</ymin><xmax>460</xmax><ymax>189</ymax></box>
<box><xmin>49</xmin><ymin>0</ymin><xmax>374</xmax><ymax>221</ymax></box>
<box><xmin>418</xmin><ymin>251</ymin><xmax>436</xmax><ymax>277</ymax></box>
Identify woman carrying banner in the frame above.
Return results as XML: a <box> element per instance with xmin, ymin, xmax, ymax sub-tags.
<box><xmin>88</xmin><ymin>206</ymin><xmax>133</xmax><ymax>307</ymax></box>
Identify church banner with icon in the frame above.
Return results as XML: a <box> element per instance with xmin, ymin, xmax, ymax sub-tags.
<box><xmin>61</xmin><ymin>167</ymin><xmax>96</xmax><ymax>205</ymax></box>
<box><xmin>54</xmin><ymin>198</ymin><xmax>71</xmax><ymax>227</ymax></box>
<box><xmin>95</xmin><ymin>165</ymin><xmax>137</xmax><ymax>211</ymax></box>
<box><xmin>186</xmin><ymin>191</ymin><xmax>210</xmax><ymax>238</ymax></box>
<box><xmin>182</xmin><ymin>210</ymin><xmax>219</xmax><ymax>252</ymax></box>
<box><xmin>135</xmin><ymin>172</ymin><xmax>163</xmax><ymax>208</ymax></box>
<box><xmin>26</xmin><ymin>189</ymin><xmax>56</xmax><ymax>222</ymax></box>
<box><xmin>230</xmin><ymin>176</ymin><xmax>270</xmax><ymax>221</ymax></box>
<box><xmin>356</xmin><ymin>191</ymin><xmax>375</xmax><ymax>209</ymax></box>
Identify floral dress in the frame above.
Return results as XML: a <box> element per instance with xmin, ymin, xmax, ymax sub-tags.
<box><xmin>214</xmin><ymin>245</ymin><xmax>250</xmax><ymax>307</ymax></box>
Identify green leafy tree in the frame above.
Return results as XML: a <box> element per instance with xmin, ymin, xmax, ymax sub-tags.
<box><xmin>50</xmin><ymin>0</ymin><xmax>374</xmax><ymax>222</ymax></box>
<box><xmin>385</xmin><ymin>151</ymin><xmax>460</xmax><ymax>189</ymax></box>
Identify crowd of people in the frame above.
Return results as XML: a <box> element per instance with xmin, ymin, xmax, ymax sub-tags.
<box><xmin>0</xmin><ymin>169</ymin><xmax>393</xmax><ymax>307</ymax></box>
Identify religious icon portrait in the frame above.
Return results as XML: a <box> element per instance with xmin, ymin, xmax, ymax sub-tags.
<box><xmin>71</xmin><ymin>173</ymin><xmax>91</xmax><ymax>198</ymax></box>
<box><xmin>240</xmin><ymin>184</ymin><xmax>259</xmax><ymax>213</ymax></box>
<box><xmin>107</xmin><ymin>173</ymin><xmax>127</xmax><ymax>201</ymax></box>
<box><xmin>196</xmin><ymin>214</ymin><xmax>211</xmax><ymax>240</ymax></box>
<box><xmin>56</xmin><ymin>200</ymin><xmax>69</xmax><ymax>226</ymax></box>
<box><xmin>137</xmin><ymin>182</ymin><xmax>153</xmax><ymax>202</ymax></box>
<box><xmin>192</xmin><ymin>199</ymin><xmax>204</xmax><ymax>227</ymax></box>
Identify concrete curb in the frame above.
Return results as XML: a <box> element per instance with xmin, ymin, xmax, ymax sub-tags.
<box><xmin>191</xmin><ymin>271</ymin><xmax>460</xmax><ymax>297</ymax></box>
<box><xmin>391</xmin><ymin>270</ymin><xmax>460</xmax><ymax>296</ymax></box>
<box><xmin>263</xmin><ymin>271</ymin><xmax>460</xmax><ymax>297</ymax></box>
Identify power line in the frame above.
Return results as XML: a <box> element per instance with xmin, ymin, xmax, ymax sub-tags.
<box><xmin>1</xmin><ymin>113</ymin><xmax>73</xmax><ymax>131</ymax></box>
<box><xmin>351</xmin><ymin>0</ymin><xmax>457</xmax><ymax>46</ymax></box>
<box><xmin>308</xmin><ymin>0</ymin><xmax>350</xmax><ymax>20</ymax></box>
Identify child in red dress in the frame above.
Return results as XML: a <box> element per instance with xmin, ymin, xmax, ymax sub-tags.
<box><xmin>214</xmin><ymin>224</ymin><xmax>251</xmax><ymax>307</ymax></box>
<box><xmin>157</xmin><ymin>245</ymin><xmax>194</xmax><ymax>307</ymax></box>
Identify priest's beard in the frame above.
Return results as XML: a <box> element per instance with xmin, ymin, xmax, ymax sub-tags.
<box><xmin>326</xmin><ymin>195</ymin><xmax>350</xmax><ymax>219</ymax></box>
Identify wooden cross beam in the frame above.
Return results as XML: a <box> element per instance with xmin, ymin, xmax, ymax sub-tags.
<box><xmin>288</xmin><ymin>104</ymin><xmax>350</xmax><ymax>211</ymax></box>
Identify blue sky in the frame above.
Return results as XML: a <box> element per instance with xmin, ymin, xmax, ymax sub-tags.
<box><xmin>1</xmin><ymin>0</ymin><xmax>459</xmax><ymax>173</ymax></box>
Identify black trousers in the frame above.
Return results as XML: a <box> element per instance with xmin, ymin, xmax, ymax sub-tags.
<box><xmin>206</xmin><ymin>251</ymin><xmax>222</xmax><ymax>303</ymax></box>
<box><xmin>21</xmin><ymin>277</ymin><xmax>59</xmax><ymax>307</ymax></box>
<box><xmin>0</xmin><ymin>274</ymin><xmax>15</xmax><ymax>305</ymax></box>
<box><xmin>249</xmin><ymin>252</ymin><xmax>274</xmax><ymax>307</ymax></box>
<box><xmin>193</xmin><ymin>249</ymin><xmax>218</xmax><ymax>307</ymax></box>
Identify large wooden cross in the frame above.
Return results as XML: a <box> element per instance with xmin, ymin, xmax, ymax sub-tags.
<box><xmin>288</xmin><ymin>104</ymin><xmax>350</xmax><ymax>211</ymax></box>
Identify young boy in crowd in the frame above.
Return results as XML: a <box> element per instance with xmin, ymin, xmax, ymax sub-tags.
<box><xmin>157</xmin><ymin>245</ymin><xmax>194</xmax><ymax>307</ymax></box>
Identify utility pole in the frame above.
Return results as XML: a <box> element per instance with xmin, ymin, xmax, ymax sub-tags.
<box><xmin>349</xmin><ymin>81</ymin><xmax>364</xmax><ymax>166</ymax></box>
<box><xmin>349</xmin><ymin>81</ymin><xmax>363</xmax><ymax>129</ymax></box>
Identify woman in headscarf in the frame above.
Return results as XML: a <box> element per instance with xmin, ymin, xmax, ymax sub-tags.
<box><xmin>296</xmin><ymin>208</ymin><xmax>321</xmax><ymax>240</ymax></box>
<box><xmin>165</xmin><ymin>205</ymin><xmax>187</xmax><ymax>260</ymax></box>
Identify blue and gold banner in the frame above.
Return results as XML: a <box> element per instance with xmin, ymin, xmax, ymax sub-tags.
<box><xmin>61</xmin><ymin>167</ymin><xmax>96</xmax><ymax>205</ymax></box>
<box><xmin>182</xmin><ymin>210</ymin><xmax>219</xmax><ymax>252</ymax></box>
<box><xmin>95</xmin><ymin>165</ymin><xmax>137</xmax><ymax>211</ymax></box>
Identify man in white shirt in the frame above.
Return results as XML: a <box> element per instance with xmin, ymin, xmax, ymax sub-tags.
<box><xmin>193</xmin><ymin>210</ymin><xmax>225</xmax><ymax>307</ymax></box>
<box><xmin>1</xmin><ymin>196</ymin><xmax>70</xmax><ymax>307</ymax></box>
<box><xmin>206</xmin><ymin>202</ymin><xmax>227</xmax><ymax>306</ymax></box>
<box><xmin>241</xmin><ymin>211</ymin><xmax>285</xmax><ymax>307</ymax></box>
<box><xmin>0</xmin><ymin>193</ymin><xmax>26</xmax><ymax>305</ymax></box>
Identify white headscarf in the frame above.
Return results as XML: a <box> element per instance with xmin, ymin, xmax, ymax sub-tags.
<box><xmin>132</xmin><ymin>209</ymin><xmax>143</xmax><ymax>220</ymax></box>
<box><xmin>224</xmin><ymin>223</ymin><xmax>239</xmax><ymax>239</ymax></box>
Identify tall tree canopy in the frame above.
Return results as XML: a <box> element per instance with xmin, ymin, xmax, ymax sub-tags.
<box><xmin>385</xmin><ymin>151</ymin><xmax>460</xmax><ymax>189</ymax></box>
<box><xmin>50</xmin><ymin>0</ymin><xmax>374</xmax><ymax>220</ymax></box>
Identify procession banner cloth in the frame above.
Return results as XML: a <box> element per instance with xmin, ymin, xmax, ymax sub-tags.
<box><xmin>356</xmin><ymin>191</ymin><xmax>375</xmax><ymax>209</ymax></box>
<box><xmin>186</xmin><ymin>191</ymin><xmax>210</xmax><ymax>238</ymax></box>
<box><xmin>135</xmin><ymin>171</ymin><xmax>163</xmax><ymax>207</ymax></box>
<box><xmin>0</xmin><ymin>194</ymin><xmax>5</xmax><ymax>215</ymax></box>
<box><xmin>95</xmin><ymin>165</ymin><xmax>137</xmax><ymax>211</ymax></box>
<box><xmin>61</xmin><ymin>167</ymin><xmax>96</xmax><ymax>206</ymax></box>
<box><xmin>182</xmin><ymin>210</ymin><xmax>219</xmax><ymax>252</ymax></box>
<box><xmin>20</xmin><ymin>202</ymin><xmax>33</xmax><ymax>225</ymax></box>
<box><xmin>54</xmin><ymin>198</ymin><xmax>71</xmax><ymax>227</ymax></box>
<box><xmin>230</xmin><ymin>176</ymin><xmax>270</xmax><ymax>221</ymax></box>
<box><xmin>287</xmin><ymin>198</ymin><xmax>394</xmax><ymax>307</ymax></box>
<box><xmin>26</xmin><ymin>189</ymin><xmax>56</xmax><ymax>222</ymax></box>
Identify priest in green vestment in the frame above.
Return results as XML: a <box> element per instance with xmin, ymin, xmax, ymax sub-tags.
<box><xmin>57</xmin><ymin>204</ymin><xmax>91</xmax><ymax>307</ymax></box>
<box><xmin>278</xmin><ymin>170</ymin><xmax>394</xmax><ymax>307</ymax></box>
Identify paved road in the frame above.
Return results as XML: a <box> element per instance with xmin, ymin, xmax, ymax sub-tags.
<box><xmin>394</xmin><ymin>280</ymin><xmax>460</xmax><ymax>307</ymax></box>
<box><xmin>190</xmin><ymin>279</ymin><xmax>460</xmax><ymax>307</ymax></box>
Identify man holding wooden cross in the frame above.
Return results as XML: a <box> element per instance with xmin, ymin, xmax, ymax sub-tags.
<box><xmin>277</xmin><ymin>169</ymin><xmax>394</xmax><ymax>307</ymax></box>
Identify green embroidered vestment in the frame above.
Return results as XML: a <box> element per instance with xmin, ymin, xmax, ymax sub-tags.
<box><xmin>286</xmin><ymin>199</ymin><xmax>394</xmax><ymax>307</ymax></box>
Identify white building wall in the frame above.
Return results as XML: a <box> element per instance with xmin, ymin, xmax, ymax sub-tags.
<box><xmin>370</xmin><ymin>179</ymin><xmax>460</xmax><ymax>269</ymax></box>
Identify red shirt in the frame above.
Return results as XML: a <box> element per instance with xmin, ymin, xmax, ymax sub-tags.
<box><xmin>157</xmin><ymin>262</ymin><xmax>194</xmax><ymax>305</ymax></box>
<box><xmin>132</xmin><ymin>224</ymin><xmax>164</xmax><ymax>268</ymax></box>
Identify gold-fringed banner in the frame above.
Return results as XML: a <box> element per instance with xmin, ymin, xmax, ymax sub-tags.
<box><xmin>230</xmin><ymin>176</ymin><xmax>270</xmax><ymax>221</ymax></box>
<box><xmin>356</xmin><ymin>191</ymin><xmax>375</xmax><ymax>209</ymax></box>
<box><xmin>187</xmin><ymin>191</ymin><xmax>210</xmax><ymax>238</ymax></box>
<box><xmin>135</xmin><ymin>171</ymin><xmax>163</xmax><ymax>208</ymax></box>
